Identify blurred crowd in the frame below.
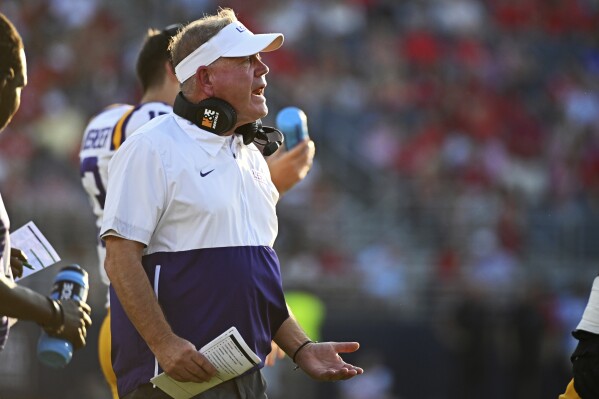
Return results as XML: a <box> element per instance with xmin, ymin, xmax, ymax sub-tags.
<box><xmin>0</xmin><ymin>0</ymin><xmax>598</xmax><ymax>398</ymax></box>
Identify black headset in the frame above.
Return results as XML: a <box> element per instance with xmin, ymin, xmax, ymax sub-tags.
<box><xmin>173</xmin><ymin>92</ymin><xmax>283</xmax><ymax>156</ymax></box>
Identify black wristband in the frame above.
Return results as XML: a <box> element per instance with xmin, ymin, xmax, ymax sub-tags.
<box><xmin>292</xmin><ymin>340</ymin><xmax>314</xmax><ymax>363</ymax></box>
<box><xmin>43</xmin><ymin>298</ymin><xmax>65</xmax><ymax>335</ymax></box>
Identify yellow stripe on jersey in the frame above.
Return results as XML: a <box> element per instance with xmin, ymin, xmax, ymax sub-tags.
<box><xmin>112</xmin><ymin>107</ymin><xmax>135</xmax><ymax>151</ymax></box>
<box><xmin>105</xmin><ymin>103</ymin><xmax>129</xmax><ymax>110</ymax></box>
<box><xmin>83</xmin><ymin>103</ymin><xmax>132</xmax><ymax>128</ymax></box>
<box><xmin>559</xmin><ymin>379</ymin><xmax>581</xmax><ymax>399</ymax></box>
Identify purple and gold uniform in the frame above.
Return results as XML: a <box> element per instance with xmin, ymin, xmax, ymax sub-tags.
<box><xmin>80</xmin><ymin>102</ymin><xmax>172</xmax><ymax>289</ymax></box>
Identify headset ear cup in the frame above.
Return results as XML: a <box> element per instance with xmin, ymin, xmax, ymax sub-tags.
<box><xmin>195</xmin><ymin>98</ymin><xmax>237</xmax><ymax>134</ymax></box>
<box><xmin>172</xmin><ymin>92</ymin><xmax>237</xmax><ymax>135</ymax></box>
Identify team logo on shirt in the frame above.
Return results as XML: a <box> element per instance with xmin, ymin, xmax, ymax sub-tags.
<box><xmin>251</xmin><ymin>169</ymin><xmax>266</xmax><ymax>184</ymax></box>
<box><xmin>202</xmin><ymin>109</ymin><xmax>219</xmax><ymax>129</ymax></box>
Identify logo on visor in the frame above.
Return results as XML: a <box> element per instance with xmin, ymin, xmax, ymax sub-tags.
<box><xmin>202</xmin><ymin>109</ymin><xmax>220</xmax><ymax>129</ymax></box>
<box><xmin>236</xmin><ymin>25</ymin><xmax>246</xmax><ymax>33</ymax></box>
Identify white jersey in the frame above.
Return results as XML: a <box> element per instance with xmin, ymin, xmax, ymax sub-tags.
<box><xmin>79</xmin><ymin>102</ymin><xmax>172</xmax><ymax>286</ymax></box>
<box><xmin>0</xmin><ymin>193</ymin><xmax>13</xmax><ymax>350</ymax></box>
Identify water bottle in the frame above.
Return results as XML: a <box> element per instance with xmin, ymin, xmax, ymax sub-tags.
<box><xmin>275</xmin><ymin>106</ymin><xmax>309</xmax><ymax>150</ymax></box>
<box><xmin>37</xmin><ymin>264</ymin><xmax>89</xmax><ymax>368</ymax></box>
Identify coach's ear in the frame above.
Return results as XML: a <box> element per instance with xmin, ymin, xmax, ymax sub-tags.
<box><xmin>0</xmin><ymin>68</ymin><xmax>15</xmax><ymax>89</ymax></box>
<box><xmin>196</xmin><ymin>66</ymin><xmax>214</xmax><ymax>98</ymax></box>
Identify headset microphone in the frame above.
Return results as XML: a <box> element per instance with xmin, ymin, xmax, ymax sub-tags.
<box><xmin>263</xmin><ymin>141</ymin><xmax>280</xmax><ymax>156</ymax></box>
<box><xmin>235</xmin><ymin>119</ymin><xmax>284</xmax><ymax>156</ymax></box>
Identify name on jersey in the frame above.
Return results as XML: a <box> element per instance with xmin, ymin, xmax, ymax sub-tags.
<box><xmin>82</xmin><ymin>127</ymin><xmax>112</xmax><ymax>150</ymax></box>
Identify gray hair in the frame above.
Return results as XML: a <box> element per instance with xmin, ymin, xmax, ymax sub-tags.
<box><xmin>169</xmin><ymin>7</ymin><xmax>237</xmax><ymax>95</ymax></box>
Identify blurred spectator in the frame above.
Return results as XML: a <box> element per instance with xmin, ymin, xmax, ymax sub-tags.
<box><xmin>0</xmin><ymin>0</ymin><xmax>598</xmax><ymax>397</ymax></box>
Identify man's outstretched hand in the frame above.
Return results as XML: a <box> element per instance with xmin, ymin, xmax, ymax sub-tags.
<box><xmin>294</xmin><ymin>341</ymin><xmax>363</xmax><ymax>381</ymax></box>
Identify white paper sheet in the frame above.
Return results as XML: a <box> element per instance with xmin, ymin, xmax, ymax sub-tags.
<box><xmin>10</xmin><ymin>221</ymin><xmax>61</xmax><ymax>280</ymax></box>
<box><xmin>151</xmin><ymin>326</ymin><xmax>261</xmax><ymax>399</ymax></box>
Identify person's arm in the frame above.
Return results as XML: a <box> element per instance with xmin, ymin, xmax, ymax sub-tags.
<box><xmin>265</xmin><ymin>303</ymin><xmax>297</xmax><ymax>367</ymax></box>
<box><xmin>273</xmin><ymin>316</ymin><xmax>363</xmax><ymax>381</ymax></box>
<box><xmin>0</xmin><ymin>274</ymin><xmax>91</xmax><ymax>349</ymax></box>
<box><xmin>267</xmin><ymin>139</ymin><xmax>315</xmax><ymax>195</ymax></box>
<box><xmin>264</xmin><ymin>340</ymin><xmax>286</xmax><ymax>367</ymax></box>
<box><xmin>0</xmin><ymin>277</ymin><xmax>56</xmax><ymax>323</ymax></box>
<box><xmin>104</xmin><ymin>236</ymin><xmax>217</xmax><ymax>382</ymax></box>
<box><xmin>569</xmin><ymin>276</ymin><xmax>599</xmax><ymax>397</ymax></box>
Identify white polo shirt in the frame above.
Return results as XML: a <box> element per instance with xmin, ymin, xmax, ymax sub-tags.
<box><xmin>101</xmin><ymin>113</ymin><xmax>279</xmax><ymax>252</ymax></box>
<box><xmin>100</xmin><ymin>113</ymin><xmax>288</xmax><ymax>397</ymax></box>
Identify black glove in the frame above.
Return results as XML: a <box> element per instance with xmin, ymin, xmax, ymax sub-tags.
<box><xmin>42</xmin><ymin>298</ymin><xmax>92</xmax><ymax>350</ymax></box>
<box><xmin>572</xmin><ymin>329</ymin><xmax>599</xmax><ymax>398</ymax></box>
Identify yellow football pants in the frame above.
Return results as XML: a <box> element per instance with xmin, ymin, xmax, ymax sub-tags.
<box><xmin>99</xmin><ymin>310</ymin><xmax>118</xmax><ymax>399</ymax></box>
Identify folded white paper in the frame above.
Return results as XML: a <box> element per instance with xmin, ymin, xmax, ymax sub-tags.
<box><xmin>11</xmin><ymin>221</ymin><xmax>61</xmax><ymax>281</ymax></box>
<box><xmin>151</xmin><ymin>326</ymin><xmax>261</xmax><ymax>399</ymax></box>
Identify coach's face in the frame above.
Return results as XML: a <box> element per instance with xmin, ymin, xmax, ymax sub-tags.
<box><xmin>209</xmin><ymin>53</ymin><xmax>269</xmax><ymax>128</ymax></box>
<box><xmin>0</xmin><ymin>48</ymin><xmax>26</xmax><ymax>132</ymax></box>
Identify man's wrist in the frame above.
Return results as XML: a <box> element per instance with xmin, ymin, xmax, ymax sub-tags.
<box><xmin>42</xmin><ymin>298</ymin><xmax>65</xmax><ymax>335</ymax></box>
<box><xmin>292</xmin><ymin>340</ymin><xmax>315</xmax><ymax>363</ymax></box>
<box><xmin>146</xmin><ymin>329</ymin><xmax>175</xmax><ymax>351</ymax></box>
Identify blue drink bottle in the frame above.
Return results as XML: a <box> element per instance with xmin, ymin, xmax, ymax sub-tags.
<box><xmin>275</xmin><ymin>106</ymin><xmax>309</xmax><ymax>150</ymax></box>
<box><xmin>37</xmin><ymin>264</ymin><xmax>89</xmax><ymax>368</ymax></box>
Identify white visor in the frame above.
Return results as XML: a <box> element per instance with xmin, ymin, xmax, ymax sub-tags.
<box><xmin>174</xmin><ymin>21</ymin><xmax>284</xmax><ymax>83</ymax></box>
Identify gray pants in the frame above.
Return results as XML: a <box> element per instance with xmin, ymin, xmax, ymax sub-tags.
<box><xmin>122</xmin><ymin>371</ymin><xmax>268</xmax><ymax>399</ymax></box>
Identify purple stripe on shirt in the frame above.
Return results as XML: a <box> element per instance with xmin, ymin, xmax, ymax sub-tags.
<box><xmin>110</xmin><ymin>245</ymin><xmax>289</xmax><ymax>398</ymax></box>
<box><xmin>0</xmin><ymin>316</ymin><xmax>9</xmax><ymax>350</ymax></box>
<box><xmin>0</xmin><ymin>216</ymin><xmax>9</xmax><ymax>350</ymax></box>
